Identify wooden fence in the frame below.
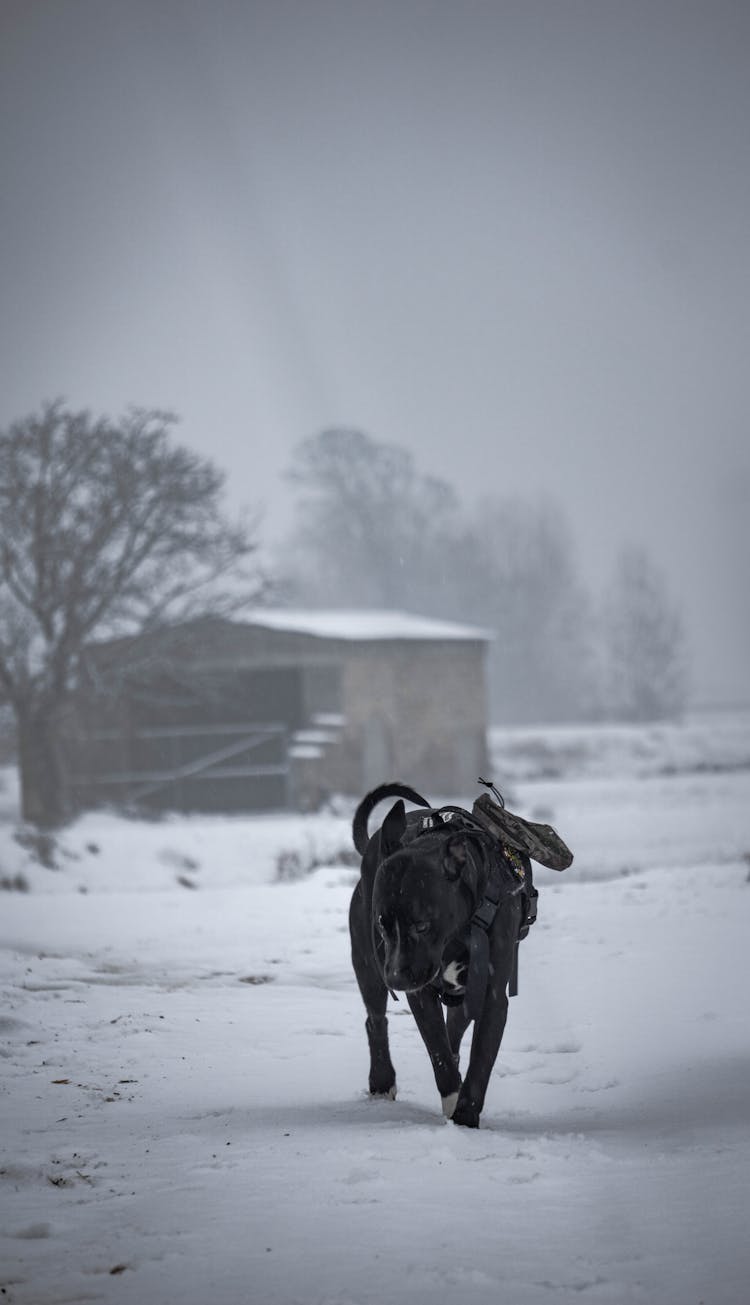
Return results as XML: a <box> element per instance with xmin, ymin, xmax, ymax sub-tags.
<box><xmin>68</xmin><ymin>720</ymin><xmax>289</xmax><ymax>813</ymax></box>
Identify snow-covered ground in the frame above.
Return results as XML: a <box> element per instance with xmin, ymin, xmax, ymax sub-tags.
<box><xmin>1</xmin><ymin>710</ymin><xmax>749</xmax><ymax>1304</ymax></box>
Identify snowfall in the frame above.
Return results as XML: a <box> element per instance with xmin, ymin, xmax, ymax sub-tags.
<box><xmin>1</xmin><ymin>711</ymin><xmax>749</xmax><ymax>1305</ymax></box>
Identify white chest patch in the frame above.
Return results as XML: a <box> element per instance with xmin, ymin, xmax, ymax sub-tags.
<box><xmin>441</xmin><ymin>959</ymin><xmax>466</xmax><ymax>993</ymax></box>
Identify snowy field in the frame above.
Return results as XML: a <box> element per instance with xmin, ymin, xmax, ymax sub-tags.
<box><xmin>1</xmin><ymin>710</ymin><xmax>749</xmax><ymax>1304</ymax></box>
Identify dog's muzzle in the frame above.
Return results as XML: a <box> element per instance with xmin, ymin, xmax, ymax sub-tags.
<box><xmin>383</xmin><ymin>952</ymin><xmax>442</xmax><ymax>994</ymax></box>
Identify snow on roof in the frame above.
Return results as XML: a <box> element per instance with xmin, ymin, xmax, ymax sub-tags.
<box><xmin>242</xmin><ymin>608</ymin><xmax>492</xmax><ymax>643</ymax></box>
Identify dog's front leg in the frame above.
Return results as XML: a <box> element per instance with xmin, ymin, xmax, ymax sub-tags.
<box><xmin>453</xmin><ymin>898</ymin><xmax>522</xmax><ymax>1128</ymax></box>
<box><xmin>406</xmin><ymin>988</ymin><xmax>462</xmax><ymax>1117</ymax></box>
<box><xmin>452</xmin><ymin>985</ymin><xmax>509</xmax><ymax>1127</ymax></box>
<box><xmin>446</xmin><ymin>1003</ymin><xmax>471</xmax><ymax>1071</ymax></box>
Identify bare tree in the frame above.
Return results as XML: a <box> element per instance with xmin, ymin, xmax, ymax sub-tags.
<box><xmin>464</xmin><ymin>496</ymin><xmax>596</xmax><ymax>722</ymax></box>
<box><xmin>601</xmin><ymin>545</ymin><xmax>688</xmax><ymax>721</ymax></box>
<box><xmin>281</xmin><ymin>428</ymin><xmax>464</xmax><ymax>608</ymax></box>
<box><xmin>0</xmin><ymin>401</ymin><xmax>265</xmax><ymax>826</ymax></box>
<box><xmin>280</xmin><ymin>429</ymin><xmax>596</xmax><ymax>723</ymax></box>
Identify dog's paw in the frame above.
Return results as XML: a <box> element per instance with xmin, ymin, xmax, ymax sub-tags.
<box><xmin>370</xmin><ymin>1084</ymin><xmax>397</xmax><ymax>1101</ymax></box>
<box><xmin>451</xmin><ymin>1099</ymin><xmax>480</xmax><ymax>1128</ymax></box>
<box><xmin>441</xmin><ymin>1090</ymin><xmax>460</xmax><ymax>1119</ymax></box>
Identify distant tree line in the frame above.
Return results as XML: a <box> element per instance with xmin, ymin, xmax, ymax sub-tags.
<box><xmin>278</xmin><ymin>428</ymin><xmax>688</xmax><ymax>725</ymax></box>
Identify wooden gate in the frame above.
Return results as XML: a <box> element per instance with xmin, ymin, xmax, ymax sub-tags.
<box><xmin>69</xmin><ymin>720</ymin><xmax>289</xmax><ymax>813</ymax></box>
<box><xmin>66</xmin><ymin>667</ymin><xmax>298</xmax><ymax>813</ymax></box>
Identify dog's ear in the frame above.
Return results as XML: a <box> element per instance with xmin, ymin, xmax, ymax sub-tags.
<box><xmin>380</xmin><ymin>800</ymin><xmax>406</xmax><ymax>858</ymax></box>
<box><xmin>442</xmin><ymin>836</ymin><xmax>468</xmax><ymax>882</ymax></box>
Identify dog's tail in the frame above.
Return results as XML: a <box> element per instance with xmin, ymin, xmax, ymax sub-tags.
<box><xmin>352</xmin><ymin>783</ymin><xmax>431</xmax><ymax>856</ymax></box>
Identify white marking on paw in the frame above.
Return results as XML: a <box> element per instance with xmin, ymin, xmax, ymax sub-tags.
<box><xmin>442</xmin><ymin>1090</ymin><xmax>459</xmax><ymax>1118</ymax></box>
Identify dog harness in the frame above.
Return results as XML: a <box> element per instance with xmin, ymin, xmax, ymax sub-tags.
<box><xmin>409</xmin><ymin>806</ymin><xmax>538</xmax><ymax>1018</ymax></box>
<box><xmin>464</xmin><ymin>838</ymin><xmax>537</xmax><ymax>1015</ymax></box>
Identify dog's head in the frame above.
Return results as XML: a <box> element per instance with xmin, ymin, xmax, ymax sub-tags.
<box><xmin>371</xmin><ymin>800</ymin><xmax>483</xmax><ymax>993</ymax></box>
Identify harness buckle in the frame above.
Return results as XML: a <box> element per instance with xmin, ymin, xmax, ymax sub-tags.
<box><xmin>518</xmin><ymin>885</ymin><xmax>538</xmax><ymax>941</ymax></box>
<box><xmin>471</xmin><ymin>897</ymin><xmax>498</xmax><ymax>931</ymax></box>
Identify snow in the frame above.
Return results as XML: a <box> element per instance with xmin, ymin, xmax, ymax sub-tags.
<box><xmin>243</xmin><ymin>607</ymin><xmax>493</xmax><ymax>642</ymax></box>
<box><xmin>1</xmin><ymin>711</ymin><xmax>750</xmax><ymax>1304</ymax></box>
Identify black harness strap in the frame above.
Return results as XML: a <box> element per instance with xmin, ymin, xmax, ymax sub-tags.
<box><xmin>463</xmin><ymin>843</ymin><xmax>536</xmax><ymax>1016</ymax></box>
<box><xmin>509</xmin><ymin>879</ymin><xmax>538</xmax><ymax>997</ymax></box>
<box><xmin>463</xmin><ymin>854</ymin><xmax>507</xmax><ymax>1021</ymax></box>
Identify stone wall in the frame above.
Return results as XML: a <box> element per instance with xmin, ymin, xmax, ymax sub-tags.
<box><xmin>337</xmin><ymin>641</ymin><xmax>489</xmax><ymax>799</ymax></box>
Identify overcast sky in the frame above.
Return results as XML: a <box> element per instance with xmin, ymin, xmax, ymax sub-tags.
<box><xmin>1</xmin><ymin>0</ymin><xmax>748</xmax><ymax>704</ymax></box>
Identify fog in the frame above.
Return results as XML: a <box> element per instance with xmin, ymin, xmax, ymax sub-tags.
<box><xmin>1</xmin><ymin>0</ymin><xmax>748</xmax><ymax>704</ymax></box>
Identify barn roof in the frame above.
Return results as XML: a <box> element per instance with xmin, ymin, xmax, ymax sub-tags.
<box><xmin>242</xmin><ymin>608</ymin><xmax>492</xmax><ymax>643</ymax></box>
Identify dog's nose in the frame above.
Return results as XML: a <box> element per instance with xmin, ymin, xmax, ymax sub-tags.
<box><xmin>384</xmin><ymin>960</ymin><xmax>415</xmax><ymax>990</ymax></box>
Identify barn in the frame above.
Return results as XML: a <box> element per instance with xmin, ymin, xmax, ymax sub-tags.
<box><xmin>65</xmin><ymin>609</ymin><xmax>491</xmax><ymax>814</ymax></box>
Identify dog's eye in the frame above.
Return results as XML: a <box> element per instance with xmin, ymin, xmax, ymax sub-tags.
<box><xmin>411</xmin><ymin>921</ymin><xmax>431</xmax><ymax>938</ymax></box>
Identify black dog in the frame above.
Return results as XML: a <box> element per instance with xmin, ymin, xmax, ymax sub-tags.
<box><xmin>349</xmin><ymin>782</ymin><xmax>533</xmax><ymax>1128</ymax></box>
